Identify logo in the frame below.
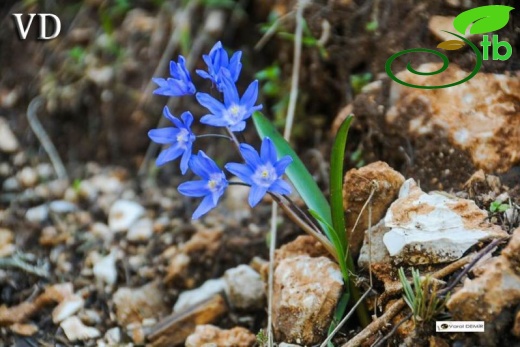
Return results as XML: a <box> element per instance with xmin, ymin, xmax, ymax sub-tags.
<box><xmin>11</xmin><ymin>13</ymin><xmax>61</xmax><ymax>40</ymax></box>
<box><xmin>385</xmin><ymin>5</ymin><xmax>514</xmax><ymax>89</ymax></box>
<box><xmin>436</xmin><ymin>321</ymin><xmax>485</xmax><ymax>332</ymax></box>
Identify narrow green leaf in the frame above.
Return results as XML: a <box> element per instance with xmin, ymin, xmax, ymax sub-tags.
<box><xmin>253</xmin><ymin>112</ymin><xmax>332</xmax><ymax>227</ymax></box>
<box><xmin>453</xmin><ymin>5</ymin><xmax>514</xmax><ymax>35</ymax></box>
<box><xmin>308</xmin><ymin>210</ymin><xmax>344</xmax><ymax>267</ymax></box>
<box><xmin>330</xmin><ymin>115</ymin><xmax>354</xmax><ymax>259</ymax></box>
<box><xmin>327</xmin><ymin>291</ymin><xmax>350</xmax><ymax>347</ymax></box>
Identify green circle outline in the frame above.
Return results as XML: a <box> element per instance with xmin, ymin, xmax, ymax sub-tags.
<box><xmin>384</xmin><ymin>31</ymin><xmax>483</xmax><ymax>89</ymax></box>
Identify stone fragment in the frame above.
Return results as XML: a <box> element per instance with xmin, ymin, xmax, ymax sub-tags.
<box><xmin>224</xmin><ymin>265</ymin><xmax>265</xmax><ymax>310</ymax></box>
<box><xmin>108</xmin><ymin>200</ymin><xmax>145</xmax><ymax>232</ymax></box>
<box><xmin>383</xmin><ymin>179</ymin><xmax>508</xmax><ymax>264</ymax></box>
<box><xmin>9</xmin><ymin>323</ymin><xmax>38</xmax><ymax>336</ymax></box>
<box><xmin>428</xmin><ymin>16</ymin><xmax>474</xmax><ymax>42</ymax></box>
<box><xmin>49</xmin><ymin>200</ymin><xmax>77</xmax><ymax>214</ymax></box>
<box><xmin>17</xmin><ymin>167</ymin><xmax>38</xmax><ymax>188</ymax></box>
<box><xmin>185</xmin><ymin>325</ymin><xmax>256</xmax><ymax>347</ymax></box>
<box><xmin>127</xmin><ymin>218</ymin><xmax>154</xmax><ymax>242</ymax></box>
<box><xmin>60</xmin><ymin>316</ymin><xmax>100</xmax><ymax>342</ymax></box>
<box><xmin>275</xmin><ymin>235</ymin><xmax>330</xmax><ymax>264</ymax></box>
<box><xmin>0</xmin><ymin>117</ymin><xmax>19</xmax><ymax>153</ymax></box>
<box><xmin>0</xmin><ymin>228</ymin><xmax>15</xmax><ymax>257</ymax></box>
<box><xmin>173</xmin><ymin>278</ymin><xmax>226</xmax><ymax>312</ymax></box>
<box><xmin>447</xmin><ymin>227</ymin><xmax>520</xmax><ymax>345</ymax></box>
<box><xmin>52</xmin><ymin>295</ymin><xmax>84</xmax><ymax>323</ymax></box>
<box><xmin>113</xmin><ymin>282</ymin><xmax>167</xmax><ymax>327</ymax></box>
<box><xmin>147</xmin><ymin>294</ymin><xmax>228</xmax><ymax>347</ymax></box>
<box><xmin>273</xmin><ymin>255</ymin><xmax>343</xmax><ymax>345</ymax></box>
<box><xmin>105</xmin><ymin>327</ymin><xmax>122</xmax><ymax>344</ymax></box>
<box><xmin>93</xmin><ymin>250</ymin><xmax>118</xmax><ymax>286</ymax></box>
<box><xmin>25</xmin><ymin>204</ymin><xmax>49</xmax><ymax>223</ymax></box>
<box><xmin>343</xmin><ymin>161</ymin><xmax>404</xmax><ymax>258</ymax></box>
<box><xmin>357</xmin><ymin>219</ymin><xmax>391</xmax><ymax>269</ymax></box>
<box><xmin>0</xmin><ymin>283</ymin><xmax>73</xmax><ymax>325</ymax></box>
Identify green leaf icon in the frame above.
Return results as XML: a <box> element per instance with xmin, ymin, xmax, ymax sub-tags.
<box><xmin>453</xmin><ymin>5</ymin><xmax>514</xmax><ymax>35</ymax></box>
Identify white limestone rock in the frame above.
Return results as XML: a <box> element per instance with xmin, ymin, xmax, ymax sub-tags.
<box><xmin>383</xmin><ymin>179</ymin><xmax>508</xmax><ymax>264</ymax></box>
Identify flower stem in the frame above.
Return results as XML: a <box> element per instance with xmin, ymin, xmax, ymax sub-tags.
<box><xmin>197</xmin><ymin>133</ymin><xmax>233</xmax><ymax>141</ymax></box>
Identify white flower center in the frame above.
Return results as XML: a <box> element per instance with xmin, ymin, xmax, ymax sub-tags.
<box><xmin>207</xmin><ymin>173</ymin><xmax>225</xmax><ymax>192</ymax></box>
<box><xmin>176</xmin><ymin>129</ymin><xmax>189</xmax><ymax>147</ymax></box>
<box><xmin>224</xmin><ymin>104</ymin><xmax>245</xmax><ymax>125</ymax></box>
<box><xmin>253</xmin><ymin>164</ymin><xmax>276</xmax><ymax>187</ymax></box>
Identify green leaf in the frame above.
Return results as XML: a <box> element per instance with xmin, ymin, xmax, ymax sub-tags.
<box><xmin>327</xmin><ymin>291</ymin><xmax>350</xmax><ymax>347</ymax></box>
<box><xmin>330</xmin><ymin>115</ymin><xmax>354</xmax><ymax>260</ymax></box>
<box><xmin>253</xmin><ymin>112</ymin><xmax>332</xmax><ymax>228</ymax></box>
<box><xmin>453</xmin><ymin>5</ymin><xmax>514</xmax><ymax>35</ymax></box>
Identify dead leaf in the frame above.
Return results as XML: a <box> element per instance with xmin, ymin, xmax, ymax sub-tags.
<box><xmin>437</xmin><ymin>40</ymin><xmax>465</xmax><ymax>50</ymax></box>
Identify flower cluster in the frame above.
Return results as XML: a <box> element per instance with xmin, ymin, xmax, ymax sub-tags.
<box><xmin>149</xmin><ymin>42</ymin><xmax>293</xmax><ymax>219</ymax></box>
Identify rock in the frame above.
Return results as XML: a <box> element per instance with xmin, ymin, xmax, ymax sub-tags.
<box><xmin>223</xmin><ymin>177</ymin><xmax>251</xmax><ymax>221</ymax></box>
<box><xmin>2</xmin><ymin>176</ymin><xmax>19</xmax><ymax>191</ymax></box>
<box><xmin>275</xmin><ymin>235</ymin><xmax>331</xmax><ymax>264</ymax></box>
<box><xmin>382</xmin><ymin>179</ymin><xmax>508</xmax><ymax>264</ymax></box>
<box><xmin>108</xmin><ymin>200</ymin><xmax>145</xmax><ymax>232</ymax></box>
<box><xmin>173</xmin><ymin>278</ymin><xmax>226</xmax><ymax>312</ymax></box>
<box><xmin>49</xmin><ymin>200</ymin><xmax>77</xmax><ymax>214</ymax></box>
<box><xmin>17</xmin><ymin>167</ymin><xmax>38</xmax><ymax>188</ymax></box>
<box><xmin>386</xmin><ymin>65</ymin><xmax>520</xmax><ymax>175</ymax></box>
<box><xmin>105</xmin><ymin>327</ymin><xmax>122</xmax><ymax>344</ymax></box>
<box><xmin>447</xmin><ymin>227</ymin><xmax>520</xmax><ymax>345</ymax></box>
<box><xmin>93</xmin><ymin>250</ymin><xmax>118</xmax><ymax>286</ymax></box>
<box><xmin>0</xmin><ymin>117</ymin><xmax>19</xmax><ymax>153</ymax></box>
<box><xmin>147</xmin><ymin>294</ymin><xmax>228</xmax><ymax>347</ymax></box>
<box><xmin>9</xmin><ymin>323</ymin><xmax>38</xmax><ymax>336</ymax></box>
<box><xmin>127</xmin><ymin>218</ymin><xmax>154</xmax><ymax>242</ymax></box>
<box><xmin>343</xmin><ymin>161</ymin><xmax>405</xmax><ymax>259</ymax></box>
<box><xmin>512</xmin><ymin>310</ymin><xmax>520</xmax><ymax>338</ymax></box>
<box><xmin>273</xmin><ymin>255</ymin><xmax>343</xmax><ymax>345</ymax></box>
<box><xmin>60</xmin><ymin>316</ymin><xmax>100</xmax><ymax>342</ymax></box>
<box><xmin>224</xmin><ymin>265</ymin><xmax>265</xmax><ymax>310</ymax></box>
<box><xmin>25</xmin><ymin>204</ymin><xmax>49</xmax><ymax>223</ymax></box>
<box><xmin>185</xmin><ymin>325</ymin><xmax>256</xmax><ymax>347</ymax></box>
<box><xmin>0</xmin><ymin>228</ymin><xmax>15</xmax><ymax>257</ymax></box>
<box><xmin>113</xmin><ymin>282</ymin><xmax>167</xmax><ymax>328</ymax></box>
<box><xmin>87</xmin><ymin>66</ymin><xmax>114</xmax><ymax>86</ymax></box>
<box><xmin>357</xmin><ymin>219</ymin><xmax>391</xmax><ymax>269</ymax></box>
<box><xmin>52</xmin><ymin>295</ymin><xmax>84</xmax><ymax>323</ymax></box>
<box><xmin>36</xmin><ymin>163</ymin><xmax>54</xmax><ymax>181</ymax></box>
<box><xmin>428</xmin><ymin>16</ymin><xmax>474</xmax><ymax>42</ymax></box>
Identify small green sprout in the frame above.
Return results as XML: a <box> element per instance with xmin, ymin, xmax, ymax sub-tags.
<box><xmin>350</xmin><ymin>72</ymin><xmax>372</xmax><ymax>95</ymax></box>
<box><xmin>256</xmin><ymin>329</ymin><xmax>268</xmax><ymax>346</ymax></box>
<box><xmin>490</xmin><ymin>200</ymin><xmax>510</xmax><ymax>213</ymax></box>
<box><xmin>398</xmin><ymin>267</ymin><xmax>449</xmax><ymax>324</ymax></box>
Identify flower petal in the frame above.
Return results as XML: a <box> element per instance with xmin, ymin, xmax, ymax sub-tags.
<box><xmin>229</xmin><ymin>51</ymin><xmax>242</xmax><ymax>81</ymax></box>
<box><xmin>179</xmin><ymin>146</ymin><xmax>192</xmax><ymax>175</ymax></box>
<box><xmin>196</xmin><ymin>93</ymin><xmax>226</xmax><ymax>115</ymax></box>
<box><xmin>248</xmin><ymin>185</ymin><xmax>268</xmax><ymax>207</ymax></box>
<box><xmin>156</xmin><ymin>146</ymin><xmax>183</xmax><ymax>166</ymax></box>
<box><xmin>180</xmin><ymin>111</ymin><xmax>194</xmax><ymax>128</ymax></box>
<box><xmin>274</xmin><ymin>155</ymin><xmax>293</xmax><ymax>176</ymax></box>
<box><xmin>241</xmin><ymin>80</ymin><xmax>259</xmax><ymax>108</ymax></box>
<box><xmin>162</xmin><ymin>106</ymin><xmax>183</xmax><ymax>128</ymax></box>
<box><xmin>269</xmin><ymin>179</ymin><xmax>292</xmax><ymax>195</ymax></box>
<box><xmin>192</xmin><ymin>194</ymin><xmax>216</xmax><ymax>219</ymax></box>
<box><xmin>260</xmin><ymin>137</ymin><xmax>277</xmax><ymax>164</ymax></box>
<box><xmin>228</xmin><ymin>120</ymin><xmax>246</xmax><ymax>132</ymax></box>
<box><xmin>225</xmin><ymin>163</ymin><xmax>254</xmax><ymax>184</ymax></box>
<box><xmin>178</xmin><ymin>180</ymin><xmax>208</xmax><ymax>197</ymax></box>
<box><xmin>239</xmin><ymin>143</ymin><xmax>262</xmax><ymax>168</ymax></box>
<box><xmin>148</xmin><ymin>127</ymin><xmax>179</xmax><ymax>144</ymax></box>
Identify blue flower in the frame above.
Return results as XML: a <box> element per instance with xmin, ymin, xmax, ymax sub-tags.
<box><xmin>196</xmin><ymin>69</ymin><xmax>262</xmax><ymax>132</ymax></box>
<box><xmin>225</xmin><ymin>137</ymin><xmax>292</xmax><ymax>207</ymax></box>
<box><xmin>178</xmin><ymin>151</ymin><xmax>229</xmax><ymax>219</ymax></box>
<box><xmin>152</xmin><ymin>56</ymin><xmax>196</xmax><ymax>96</ymax></box>
<box><xmin>196</xmin><ymin>41</ymin><xmax>242</xmax><ymax>90</ymax></box>
<box><xmin>148</xmin><ymin>107</ymin><xmax>196</xmax><ymax>174</ymax></box>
